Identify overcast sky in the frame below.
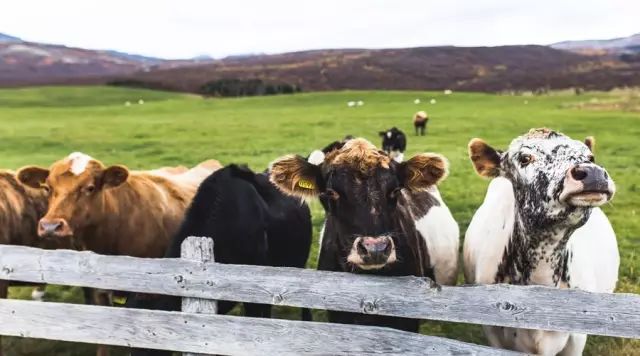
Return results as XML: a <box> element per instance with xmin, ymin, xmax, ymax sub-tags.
<box><xmin>1</xmin><ymin>0</ymin><xmax>638</xmax><ymax>59</ymax></box>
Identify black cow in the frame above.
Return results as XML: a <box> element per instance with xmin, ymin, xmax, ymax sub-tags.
<box><xmin>378</xmin><ymin>127</ymin><xmax>407</xmax><ymax>163</ymax></box>
<box><xmin>129</xmin><ymin>165</ymin><xmax>312</xmax><ymax>356</ymax></box>
<box><xmin>270</xmin><ymin>138</ymin><xmax>455</xmax><ymax>332</ymax></box>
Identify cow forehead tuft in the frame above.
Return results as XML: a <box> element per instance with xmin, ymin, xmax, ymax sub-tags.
<box><xmin>326</xmin><ymin>138</ymin><xmax>390</xmax><ymax>172</ymax></box>
<box><xmin>509</xmin><ymin>128</ymin><xmax>575</xmax><ymax>150</ymax></box>
<box><xmin>66</xmin><ymin>152</ymin><xmax>94</xmax><ymax>176</ymax></box>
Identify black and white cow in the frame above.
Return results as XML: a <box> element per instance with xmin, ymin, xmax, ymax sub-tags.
<box><xmin>379</xmin><ymin>127</ymin><xmax>407</xmax><ymax>162</ymax></box>
<box><xmin>464</xmin><ymin>128</ymin><xmax>618</xmax><ymax>355</ymax></box>
<box><xmin>129</xmin><ymin>164</ymin><xmax>312</xmax><ymax>356</ymax></box>
<box><xmin>270</xmin><ymin>138</ymin><xmax>459</xmax><ymax>332</ymax></box>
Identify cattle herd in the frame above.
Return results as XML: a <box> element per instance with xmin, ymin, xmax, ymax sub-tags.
<box><xmin>0</xmin><ymin>112</ymin><xmax>618</xmax><ymax>356</ymax></box>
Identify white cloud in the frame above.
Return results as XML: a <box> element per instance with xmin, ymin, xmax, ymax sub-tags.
<box><xmin>0</xmin><ymin>0</ymin><xmax>638</xmax><ymax>59</ymax></box>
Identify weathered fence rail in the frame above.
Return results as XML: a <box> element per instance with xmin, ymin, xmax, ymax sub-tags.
<box><xmin>0</xmin><ymin>236</ymin><xmax>638</xmax><ymax>355</ymax></box>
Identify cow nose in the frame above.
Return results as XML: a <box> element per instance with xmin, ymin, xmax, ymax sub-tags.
<box><xmin>568</xmin><ymin>164</ymin><xmax>609</xmax><ymax>191</ymax></box>
<box><xmin>358</xmin><ymin>237</ymin><xmax>390</xmax><ymax>255</ymax></box>
<box><xmin>38</xmin><ymin>218</ymin><xmax>71</xmax><ymax>237</ymax></box>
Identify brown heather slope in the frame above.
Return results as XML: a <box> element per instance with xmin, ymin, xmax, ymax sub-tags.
<box><xmin>114</xmin><ymin>45</ymin><xmax>640</xmax><ymax>93</ymax></box>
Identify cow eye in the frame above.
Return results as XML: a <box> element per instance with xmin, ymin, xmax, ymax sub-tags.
<box><xmin>41</xmin><ymin>185</ymin><xmax>51</xmax><ymax>194</ymax></box>
<box><xmin>519</xmin><ymin>154</ymin><xmax>534</xmax><ymax>167</ymax></box>
<box><xmin>588</xmin><ymin>155</ymin><xmax>595</xmax><ymax>163</ymax></box>
<box><xmin>85</xmin><ymin>184</ymin><xmax>96</xmax><ymax>194</ymax></box>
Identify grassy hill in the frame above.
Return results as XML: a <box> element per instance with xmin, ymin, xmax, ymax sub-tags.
<box><xmin>0</xmin><ymin>86</ymin><xmax>638</xmax><ymax>355</ymax></box>
<box><xmin>114</xmin><ymin>46</ymin><xmax>640</xmax><ymax>93</ymax></box>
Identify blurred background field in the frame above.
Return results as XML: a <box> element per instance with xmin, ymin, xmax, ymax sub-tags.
<box><xmin>0</xmin><ymin>86</ymin><xmax>638</xmax><ymax>355</ymax></box>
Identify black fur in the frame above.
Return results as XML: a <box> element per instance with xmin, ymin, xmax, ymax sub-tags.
<box><xmin>129</xmin><ymin>165</ymin><xmax>312</xmax><ymax>356</ymax></box>
<box><xmin>379</xmin><ymin>127</ymin><xmax>407</xmax><ymax>156</ymax></box>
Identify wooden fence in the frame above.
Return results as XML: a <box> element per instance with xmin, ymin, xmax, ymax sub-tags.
<box><xmin>0</xmin><ymin>236</ymin><xmax>638</xmax><ymax>355</ymax></box>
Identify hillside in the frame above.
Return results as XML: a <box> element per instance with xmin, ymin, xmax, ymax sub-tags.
<box><xmin>114</xmin><ymin>45</ymin><xmax>640</xmax><ymax>93</ymax></box>
<box><xmin>0</xmin><ymin>32</ymin><xmax>213</xmax><ymax>86</ymax></box>
<box><xmin>551</xmin><ymin>33</ymin><xmax>640</xmax><ymax>55</ymax></box>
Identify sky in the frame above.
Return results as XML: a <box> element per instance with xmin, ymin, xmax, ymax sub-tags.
<box><xmin>1</xmin><ymin>0</ymin><xmax>638</xmax><ymax>59</ymax></box>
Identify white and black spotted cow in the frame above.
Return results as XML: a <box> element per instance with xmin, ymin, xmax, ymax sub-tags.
<box><xmin>464</xmin><ymin>128</ymin><xmax>618</xmax><ymax>355</ymax></box>
<box><xmin>271</xmin><ymin>138</ymin><xmax>459</xmax><ymax>332</ymax></box>
<box><xmin>379</xmin><ymin>127</ymin><xmax>407</xmax><ymax>162</ymax></box>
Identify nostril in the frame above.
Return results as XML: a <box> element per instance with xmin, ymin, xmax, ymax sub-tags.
<box><xmin>357</xmin><ymin>240</ymin><xmax>368</xmax><ymax>255</ymax></box>
<box><xmin>571</xmin><ymin>167</ymin><xmax>588</xmax><ymax>181</ymax></box>
<box><xmin>603</xmin><ymin>171</ymin><xmax>609</xmax><ymax>180</ymax></box>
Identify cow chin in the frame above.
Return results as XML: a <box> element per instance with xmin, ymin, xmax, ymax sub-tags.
<box><xmin>347</xmin><ymin>236</ymin><xmax>397</xmax><ymax>270</ymax></box>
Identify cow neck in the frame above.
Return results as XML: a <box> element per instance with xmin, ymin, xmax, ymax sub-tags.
<box><xmin>78</xmin><ymin>177</ymin><xmax>154</xmax><ymax>255</ymax></box>
<box><xmin>495</xmin><ymin>197</ymin><xmax>591</xmax><ymax>287</ymax></box>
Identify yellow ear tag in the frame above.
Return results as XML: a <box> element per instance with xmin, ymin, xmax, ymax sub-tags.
<box><xmin>297</xmin><ymin>179</ymin><xmax>315</xmax><ymax>190</ymax></box>
<box><xmin>112</xmin><ymin>295</ymin><xmax>128</xmax><ymax>305</ymax></box>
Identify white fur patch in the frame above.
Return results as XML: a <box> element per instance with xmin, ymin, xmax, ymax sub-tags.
<box><xmin>390</xmin><ymin>151</ymin><xmax>404</xmax><ymax>163</ymax></box>
<box><xmin>463</xmin><ymin>177</ymin><xmax>515</xmax><ymax>284</ymax></box>
<box><xmin>67</xmin><ymin>152</ymin><xmax>93</xmax><ymax>175</ymax></box>
<box><xmin>414</xmin><ymin>187</ymin><xmax>459</xmax><ymax>285</ymax></box>
<box><xmin>307</xmin><ymin>150</ymin><xmax>325</xmax><ymax>165</ymax></box>
<box><xmin>31</xmin><ymin>288</ymin><xmax>46</xmax><ymax>301</ymax></box>
<box><xmin>386</xmin><ymin>131</ymin><xmax>392</xmax><ymax>139</ymax></box>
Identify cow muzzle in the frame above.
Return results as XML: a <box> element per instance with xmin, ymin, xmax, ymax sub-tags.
<box><xmin>347</xmin><ymin>236</ymin><xmax>396</xmax><ymax>270</ymax></box>
<box><xmin>560</xmin><ymin>163</ymin><xmax>615</xmax><ymax>207</ymax></box>
<box><xmin>38</xmin><ymin>218</ymin><xmax>73</xmax><ymax>238</ymax></box>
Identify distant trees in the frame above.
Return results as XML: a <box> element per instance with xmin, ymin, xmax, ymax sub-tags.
<box><xmin>199</xmin><ymin>79</ymin><xmax>302</xmax><ymax>97</ymax></box>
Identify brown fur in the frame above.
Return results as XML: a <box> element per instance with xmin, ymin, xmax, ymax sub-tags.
<box><xmin>17</xmin><ymin>156</ymin><xmax>211</xmax><ymax>258</ymax></box>
<box><xmin>270</xmin><ymin>154</ymin><xmax>320</xmax><ymax>198</ymax></box>
<box><xmin>325</xmin><ymin>138</ymin><xmax>390</xmax><ymax>173</ymax></box>
<box><xmin>401</xmin><ymin>153</ymin><xmax>449</xmax><ymax>191</ymax></box>
<box><xmin>585</xmin><ymin>136</ymin><xmax>596</xmax><ymax>152</ymax></box>
<box><xmin>413</xmin><ymin>111</ymin><xmax>428</xmax><ymax>124</ymax></box>
<box><xmin>17</xmin><ymin>156</ymin><xmax>215</xmax><ymax>356</ymax></box>
<box><xmin>523</xmin><ymin>127</ymin><xmax>556</xmax><ymax>139</ymax></box>
<box><xmin>469</xmin><ymin>138</ymin><xmax>501</xmax><ymax>178</ymax></box>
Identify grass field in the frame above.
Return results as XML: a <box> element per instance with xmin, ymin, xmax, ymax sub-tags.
<box><xmin>0</xmin><ymin>86</ymin><xmax>638</xmax><ymax>355</ymax></box>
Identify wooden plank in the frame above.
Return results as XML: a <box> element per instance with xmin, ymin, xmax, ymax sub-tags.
<box><xmin>181</xmin><ymin>236</ymin><xmax>216</xmax><ymax>356</ymax></box>
<box><xmin>0</xmin><ymin>299</ymin><xmax>518</xmax><ymax>355</ymax></box>
<box><xmin>0</xmin><ymin>245</ymin><xmax>638</xmax><ymax>338</ymax></box>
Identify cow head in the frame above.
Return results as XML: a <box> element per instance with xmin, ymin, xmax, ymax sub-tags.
<box><xmin>17</xmin><ymin>152</ymin><xmax>129</xmax><ymax>239</ymax></box>
<box><xmin>271</xmin><ymin>138</ymin><xmax>448</xmax><ymax>270</ymax></box>
<box><xmin>469</xmin><ymin>128</ymin><xmax>615</xmax><ymax>229</ymax></box>
<box><xmin>378</xmin><ymin>127</ymin><xmax>406</xmax><ymax>162</ymax></box>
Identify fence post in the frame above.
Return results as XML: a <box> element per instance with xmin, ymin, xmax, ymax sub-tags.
<box><xmin>181</xmin><ymin>236</ymin><xmax>216</xmax><ymax>356</ymax></box>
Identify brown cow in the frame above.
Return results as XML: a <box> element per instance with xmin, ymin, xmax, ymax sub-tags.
<box><xmin>17</xmin><ymin>152</ymin><xmax>219</xmax><ymax>356</ymax></box>
<box><xmin>0</xmin><ymin>171</ymin><xmax>71</xmax><ymax>356</ymax></box>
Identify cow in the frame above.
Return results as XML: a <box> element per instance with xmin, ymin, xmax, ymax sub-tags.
<box><xmin>17</xmin><ymin>152</ymin><xmax>219</xmax><ymax>356</ymax></box>
<box><xmin>379</xmin><ymin>127</ymin><xmax>407</xmax><ymax>162</ymax></box>
<box><xmin>464</xmin><ymin>128</ymin><xmax>618</xmax><ymax>355</ymax></box>
<box><xmin>270</xmin><ymin>138</ymin><xmax>459</xmax><ymax>332</ymax></box>
<box><xmin>413</xmin><ymin>111</ymin><xmax>429</xmax><ymax>136</ymax></box>
<box><xmin>129</xmin><ymin>164</ymin><xmax>312</xmax><ymax>356</ymax></box>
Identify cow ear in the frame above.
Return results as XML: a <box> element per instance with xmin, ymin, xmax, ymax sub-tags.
<box><xmin>399</xmin><ymin>153</ymin><xmax>449</xmax><ymax>190</ymax></box>
<box><xmin>102</xmin><ymin>165</ymin><xmax>129</xmax><ymax>188</ymax></box>
<box><xmin>270</xmin><ymin>155</ymin><xmax>322</xmax><ymax>198</ymax></box>
<box><xmin>17</xmin><ymin>166</ymin><xmax>50</xmax><ymax>189</ymax></box>
<box><xmin>378</xmin><ymin>131</ymin><xmax>386</xmax><ymax>137</ymax></box>
<box><xmin>468</xmin><ymin>138</ymin><xmax>502</xmax><ymax>178</ymax></box>
<box><xmin>584</xmin><ymin>136</ymin><xmax>595</xmax><ymax>153</ymax></box>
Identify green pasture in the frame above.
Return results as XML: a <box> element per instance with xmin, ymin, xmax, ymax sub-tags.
<box><xmin>0</xmin><ymin>86</ymin><xmax>638</xmax><ymax>355</ymax></box>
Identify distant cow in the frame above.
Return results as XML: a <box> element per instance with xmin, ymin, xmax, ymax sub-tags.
<box><xmin>379</xmin><ymin>127</ymin><xmax>407</xmax><ymax>162</ymax></box>
<box><xmin>464</xmin><ymin>128</ymin><xmax>618</xmax><ymax>355</ymax></box>
<box><xmin>129</xmin><ymin>164</ymin><xmax>312</xmax><ymax>356</ymax></box>
<box><xmin>270</xmin><ymin>138</ymin><xmax>459</xmax><ymax>332</ymax></box>
<box><xmin>17</xmin><ymin>153</ymin><xmax>218</xmax><ymax>356</ymax></box>
<box><xmin>413</xmin><ymin>111</ymin><xmax>429</xmax><ymax>136</ymax></box>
